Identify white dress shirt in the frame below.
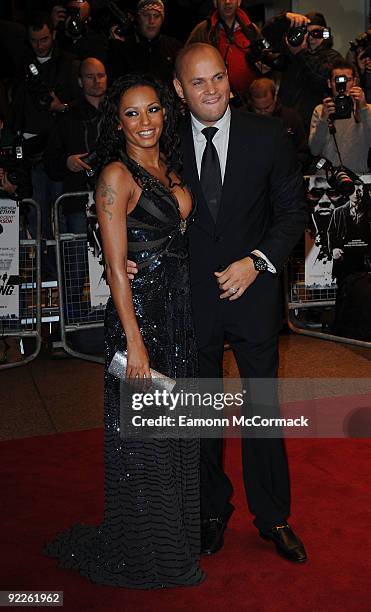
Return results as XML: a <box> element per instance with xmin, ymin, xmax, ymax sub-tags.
<box><xmin>191</xmin><ymin>106</ymin><xmax>231</xmax><ymax>181</ymax></box>
<box><xmin>190</xmin><ymin>107</ymin><xmax>276</xmax><ymax>273</ymax></box>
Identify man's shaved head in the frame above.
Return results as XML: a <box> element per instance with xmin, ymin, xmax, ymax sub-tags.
<box><xmin>175</xmin><ymin>43</ymin><xmax>224</xmax><ymax>82</ymax></box>
<box><xmin>173</xmin><ymin>43</ymin><xmax>230</xmax><ymax>125</ymax></box>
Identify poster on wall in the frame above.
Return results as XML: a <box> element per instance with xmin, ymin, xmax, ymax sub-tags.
<box><xmin>305</xmin><ymin>174</ymin><xmax>371</xmax><ymax>287</ymax></box>
<box><xmin>86</xmin><ymin>192</ymin><xmax>110</xmax><ymax>309</ymax></box>
<box><xmin>0</xmin><ymin>199</ymin><xmax>19</xmax><ymax>319</ymax></box>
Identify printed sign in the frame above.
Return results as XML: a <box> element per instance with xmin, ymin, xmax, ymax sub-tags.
<box><xmin>0</xmin><ymin>199</ymin><xmax>19</xmax><ymax>318</ymax></box>
<box><xmin>86</xmin><ymin>192</ymin><xmax>109</xmax><ymax>308</ymax></box>
<box><xmin>305</xmin><ymin>174</ymin><xmax>371</xmax><ymax>287</ymax></box>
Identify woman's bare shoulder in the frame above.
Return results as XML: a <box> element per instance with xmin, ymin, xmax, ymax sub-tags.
<box><xmin>98</xmin><ymin>160</ymin><xmax>133</xmax><ymax>183</ymax></box>
<box><xmin>97</xmin><ymin>161</ymin><xmax>135</xmax><ymax>200</ymax></box>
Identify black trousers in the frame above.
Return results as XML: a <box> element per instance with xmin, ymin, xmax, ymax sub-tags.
<box><xmin>198</xmin><ymin>320</ymin><xmax>290</xmax><ymax>533</ymax></box>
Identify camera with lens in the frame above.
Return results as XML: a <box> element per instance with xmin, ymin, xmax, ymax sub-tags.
<box><xmin>246</xmin><ymin>38</ymin><xmax>287</xmax><ymax>73</ymax></box>
<box><xmin>286</xmin><ymin>25</ymin><xmax>307</xmax><ymax>47</ymax></box>
<box><xmin>82</xmin><ymin>151</ymin><xmax>98</xmax><ymax>182</ymax></box>
<box><xmin>0</xmin><ymin>133</ymin><xmax>30</xmax><ymax>194</ymax></box>
<box><xmin>316</xmin><ymin>158</ymin><xmax>358</xmax><ymax>197</ymax></box>
<box><xmin>65</xmin><ymin>6</ymin><xmax>84</xmax><ymax>38</ymax></box>
<box><xmin>287</xmin><ymin>25</ymin><xmax>331</xmax><ymax>47</ymax></box>
<box><xmin>331</xmin><ymin>75</ymin><xmax>353</xmax><ymax>120</ymax></box>
<box><xmin>0</xmin><ymin>148</ymin><xmax>24</xmax><ymax>186</ymax></box>
<box><xmin>26</xmin><ymin>63</ymin><xmax>53</xmax><ymax>111</ymax></box>
<box><xmin>107</xmin><ymin>0</ymin><xmax>135</xmax><ymax>38</ymax></box>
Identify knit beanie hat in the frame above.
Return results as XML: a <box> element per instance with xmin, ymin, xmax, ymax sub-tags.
<box><xmin>137</xmin><ymin>0</ymin><xmax>165</xmax><ymax>19</ymax></box>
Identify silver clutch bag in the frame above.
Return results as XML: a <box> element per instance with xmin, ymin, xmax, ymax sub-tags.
<box><xmin>108</xmin><ymin>350</ymin><xmax>176</xmax><ymax>393</ymax></box>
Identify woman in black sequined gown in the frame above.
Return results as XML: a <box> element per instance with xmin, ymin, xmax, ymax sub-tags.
<box><xmin>44</xmin><ymin>75</ymin><xmax>204</xmax><ymax>588</ymax></box>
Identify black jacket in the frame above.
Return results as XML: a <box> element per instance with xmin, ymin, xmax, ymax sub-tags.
<box><xmin>57</xmin><ymin>27</ymin><xmax>108</xmax><ymax>63</ymax></box>
<box><xmin>44</xmin><ymin>96</ymin><xmax>103</xmax><ymax>212</ymax></box>
<box><xmin>273</xmin><ymin>103</ymin><xmax>312</xmax><ymax>170</ymax></box>
<box><xmin>180</xmin><ymin>109</ymin><xmax>307</xmax><ymax>345</ymax></box>
<box><xmin>11</xmin><ymin>45</ymin><xmax>79</xmax><ymax>149</ymax></box>
<box><xmin>107</xmin><ymin>31</ymin><xmax>182</xmax><ymax>83</ymax></box>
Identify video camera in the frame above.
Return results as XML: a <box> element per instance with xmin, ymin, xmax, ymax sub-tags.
<box><xmin>349</xmin><ymin>30</ymin><xmax>371</xmax><ymax>60</ymax></box>
<box><xmin>26</xmin><ymin>63</ymin><xmax>53</xmax><ymax>111</ymax></box>
<box><xmin>287</xmin><ymin>25</ymin><xmax>331</xmax><ymax>47</ymax></box>
<box><xmin>246</xmin><ymin>38</ymin><xmax>288</xmax><ymax>73</ymax></box>
<box><xmin>331</xmin><ymin>74</ymin><xmax>353</xmax><ymax>120</ymax></box>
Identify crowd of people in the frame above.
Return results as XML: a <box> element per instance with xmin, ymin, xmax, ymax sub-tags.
<box><xmin>1</xmin><ymin>0</ymin><xmax>371</xmax><ymax>592</ymax></box>
<box><xmin>0</xmin><ymin>1</ymin><xmax>370</xmax><ymax>243</ymax></box>
<box><xmin>0</xmin><ymin>1</ymin><xmax>370</xmax><ymax>340</ymax></box>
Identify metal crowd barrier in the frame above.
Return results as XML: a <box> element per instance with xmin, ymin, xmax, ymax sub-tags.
<box><xmin>0</xmin><ymin>199</ymin><xmax>42</xmax><ymax>370</ymax></box>
<box><xmin>285</xmin><ymin>234</ymin><xmax>371</xmax><ymax>348</ymax></box>
<box><xmin>53</xmin><ymin>191</ymin><xmax>105</xmax><ymax>364</ymax></box>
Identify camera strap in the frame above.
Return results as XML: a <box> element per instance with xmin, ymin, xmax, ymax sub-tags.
<box><xmin>328</xmin><ymin>119</ymin><xmax>344</xmax><ymax>166</ymax></box>
<box><xmin>328</xmin><ymin>101</ymin><xmax>358</xmax><ymax>166</ymax></box>
<box><xmin>215</xmin><ymin>13</ymin><xmax>258</xmax><ymax>50</ymax></box>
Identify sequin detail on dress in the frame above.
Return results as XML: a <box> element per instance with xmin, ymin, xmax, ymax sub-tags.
<box><xmin>43</xmin><ymin>161</ymin><xmax>204</xmax><ymax>589</ymax></box>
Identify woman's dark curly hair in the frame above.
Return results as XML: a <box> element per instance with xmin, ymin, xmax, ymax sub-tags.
<box><xmin>96</xmin><ymin>73</ymin><xmax>182</xmax><ymax>186</ymax></box>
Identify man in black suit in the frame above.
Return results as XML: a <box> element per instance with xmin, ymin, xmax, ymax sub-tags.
<box><xmin>172</xmin><ymin>43</ymin><xmax>308</xmax><ymax>562</ymax></box>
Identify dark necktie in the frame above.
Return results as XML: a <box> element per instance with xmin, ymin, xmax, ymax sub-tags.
<box><xmin>200</xmin><ymin>126</ymin><xmax>222</xmax><ymax>222</ymax></box>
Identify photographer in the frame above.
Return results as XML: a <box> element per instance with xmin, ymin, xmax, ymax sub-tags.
<box><xmin>262</xmin><ymin>11</ymin><xmax>343</xmax><ymax>134</ymax></box>
<box><xmin>44</xmin><ymin>57</ymin><xmax>106</xmax><ymax>228</ymax></box>
<box><xmin>347</xmin><ymin>28</ymin><xmax>371</xmax><ymax>104</ymax></box>
<box><xmin>44</xmin><ymin>57</ymin><xmax>106</xmax><ymax>326</ymax></box>
<box><xmin>10</xmin><ymin>12</ymin><xmax>79</xmax><ymax>263</ymax></box>
<box><xmin>51</xmin><ymin>1</ymin><xmax>108</xmax><ymax>63</ymax></box>
<box><xmin>108</xmin><ymin>0</ymin><xmax>182</xmax><ymax>84</ymax></box>
<box><xmin>0</xmin><ymin>118</ymin><xmax>33</xmax><ymax>243</ymax></box>
<box><xmin>248</xmin><ymin>77</ymin><xmax>312</xmax><ymax>171</ymax></box>
<box><xmin>309</xmin><ymin>60</ymin><xmax>371</xmax><ymax>174</ymax></box>
<box><xmin>186</xmin><ymin>0</ymin><xmax>261</xmax><ymax>100</ymax></box>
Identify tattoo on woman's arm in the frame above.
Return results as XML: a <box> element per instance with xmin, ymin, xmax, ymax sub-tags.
<box><xmin>100</xmin><ymin>178</ymin><xmax>116</xmax><ymax>221</ymax></box>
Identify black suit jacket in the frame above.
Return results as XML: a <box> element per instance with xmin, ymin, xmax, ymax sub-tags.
<box><xmin>180</xmin><ymin>108</ymin><xmax>307</xmax><ymax>346</ymax></box>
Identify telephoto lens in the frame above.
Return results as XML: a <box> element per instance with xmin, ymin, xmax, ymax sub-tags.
<box><xmin>316</xmin><ymin>158</ymin><xmax>355</xmax><ymax>196</ymax></box>
<box><xmin>332</xmin><ymin>170</ymin><xmax>355</xmax><ymax>196</ymax></box>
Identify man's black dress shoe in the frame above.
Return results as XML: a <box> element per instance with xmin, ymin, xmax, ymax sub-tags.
<box><xmin>201</xmin><ymin>506</ymin><xmax>234</xmax><ymax>555</ymax></box>
<box><xmin>259</xmin><ymin>524</ymin><xmax>307</xmax><ymax>563</ymax></box>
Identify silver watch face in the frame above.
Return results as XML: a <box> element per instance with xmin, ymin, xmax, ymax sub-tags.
<box><xmin>253</xmin><ymin>256</ymin><xmax>267</xmax><ymax>271</ymax></box>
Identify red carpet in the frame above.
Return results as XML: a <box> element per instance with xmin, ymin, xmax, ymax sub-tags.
<box><xmin>2</xmin><ymin>431</ymin><xmax>371</xmax><ymax>612</ymax></box>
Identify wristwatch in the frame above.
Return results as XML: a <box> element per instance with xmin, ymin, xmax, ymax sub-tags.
<box><xmin>249</xmin><ymin>252</ymin><xmax>268</xmax><ymax>272</ymax></box>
